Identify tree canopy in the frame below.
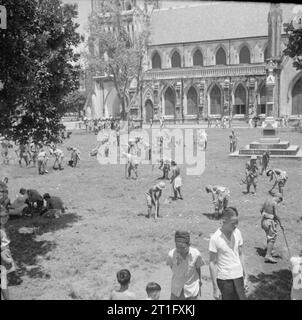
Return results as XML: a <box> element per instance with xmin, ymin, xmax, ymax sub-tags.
<box><xmin>283</xmin><ymin>21</ymin><xmax>302</xmax><ymax>71</ymax></box>
<box><xmin>0</xmin><ymin>0</ymin><xmax>82</xmax><ymax>144</ymax></box>
<box><xmin>86</xmin><ymin>2</ymin><xmax>154</xmax><ymax>120</ymax></box>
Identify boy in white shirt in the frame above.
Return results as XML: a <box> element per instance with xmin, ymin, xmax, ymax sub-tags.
<box><xmin>209</xmin><ymin>207</ymin><xmax>248</xmax><ymax>300</ymax></box>
<box><xmin>290</xmin><ymin>242</ymin><xmax>302</xmax><ymax>300</ymax></box>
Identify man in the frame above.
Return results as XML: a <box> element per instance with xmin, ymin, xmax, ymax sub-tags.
<box><xmin>67</xmin><ymin>147</ymin><xmax>81</xmax><ymax>168</ymax></box>
<box><xmin>167</xmin><ymin>230</ymin><xmax>204</xmax><ymax>300</ymax></box>
<box><xmin>170</xmin><ymin>161</ymin><xmax>183</xmax><ymax>200</ymax></box>
<box><xmin>42</xmin><ymin>193</ymin><xmax>65</xmax><ymax>218</ymax></box>
<box><xmin>260</xmin><ymin>151</ymin><xmax>270</xmax><ymax>175</ymax></box>
<box><xmin>50</xmin><ymin>146</ymin><xmax>64</xmax><ymax>170</ymax></box>
<box><xmin>8</xmin><ymin>188</ymin><xmax>28</xmax><ymax>217</ymax></box>
<box><xmin>260</xmin><ymin>192</ymin><xmax>283</xmax><ymax>263</ymax></box>
<box><xmin>205</xmin><ymin>185</ymin><xmax>230</xmax><ymax>219</ymax></box>
<box><xmin>158</xmin><ymin>157</ymin><xmax>171</xmax><ymax>180</ymax></box>
<box><xmin>145</xmin><ymin>182</ymin><xmax>165</xmax><ymax>219</ymax></box>
<box><xmin>37</xmin><ymin>148</ymin><xmax>48</xmax><ymax>175</ymax></box>
<box><xmin>244</xmin><ymin>155</ymin><xmax>259</xmax><ymax>194</ymax></box>
<box><xmin>1</xmin><ymin>139</ymin><xmax>12</xmax><ymax>165</ymax></box>
<box><xmin>0</xmin><ymin>178</ymin><xmax>10</xmax><ymax>209</ymax></box>
<box><xmin>209</xmin><ymin>207</ymin><xmax>248</xmax><ymax>300</ymax></box>
<box><xmin>199</xmin><ymin>129</ymin><xmax>208</xmax><ymax>150</ymax></box>
<box><xmin>229</xmin><ymin>130</ymin><xmax>238</xmax><ymax>153</ymax></box>
<box><xmin>267</xmin><ymin>168</ymin><xmax>288</xmax><ymax>196</ymax></box>
<box><xmin>16</xmin><ymin>143</ymin><xmax>30</xmax><ymax>167</ymax></box>
<box><xmin>26</xmin><ymin>189</ymin><xmax>44</xmax><ymax>216</ymax></box>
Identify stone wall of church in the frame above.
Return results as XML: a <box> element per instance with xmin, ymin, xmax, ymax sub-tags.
<box><xmin>147</xmin><ymin>37</ymin><xmax>269</xmax><ymax>69</ymax></box>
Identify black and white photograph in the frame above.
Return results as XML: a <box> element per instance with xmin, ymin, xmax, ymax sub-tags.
<box><xmin>1</xmin><ymin>0</ymin><xmax>302</xmax><ymax>304</ymax></box>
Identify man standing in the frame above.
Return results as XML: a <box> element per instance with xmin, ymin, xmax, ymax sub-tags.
<box><xmin>50</xmin><ymin>146</ymin><xmax>64</xmax><ymax>170</ymax></box>
<box><xmin>145</xmin><ymin>182</ymin><xmax>165</xmax><ymax>219</ymax></box>
<box><xmin>170</xmin><ymin>161</ymin><xmax>183</xmax><ymax>200</ymax></box>
<box><xmin>244</xmin><ymin>155</ymin><xmax>259</xmax><ymax>194</ymax></box>
<box><xmin>167</xmin><ymin>230</ymin><xmax>204</xmax><ymax>300</ymax></box>
<box><xmin>260</xmin><ymin>151</ymin><xmax>270</xmax><ymax>175</ymax></box>
<box><xmin>260</xmin><ymin>192</ymin><xmax>283</xmax><ymax>263</ymax></box>
<box><xmin>205</xmin><ymin>185</ymin><xmax>230</xmax><ymax>219</ymax></box>
<box><xmin>209</xmin><ymin>207</ymin><xmax>248</xmax><ymax>300</ymax></box>
<box><xmin>37</xmin><ymin>148</ymin><xmax>48</xmax><ymax>175</ymax></box>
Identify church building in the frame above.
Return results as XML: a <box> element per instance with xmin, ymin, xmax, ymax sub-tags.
<box><xmin>87</xmin><ymin>1</ymin><xmax>302</xmax><ymax>123</ymax></box>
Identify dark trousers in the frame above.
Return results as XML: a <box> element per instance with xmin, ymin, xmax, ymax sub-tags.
<box><xmin>217</xmin><ymin>277</ymin><xmax>246</xmax><ymax>300</ymax></box>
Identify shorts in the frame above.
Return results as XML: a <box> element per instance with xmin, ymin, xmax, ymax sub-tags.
<box><xmin>261</xmin><ymin>218</ymin><xmax>277</xmax><ymax>242</ymax></box>
<box><xmin>145</xmin><ymin>194</ymin><xmax>155</xmax><ymax>208</ymax></box>
<box><xmin>173</xmin><ymin>176</ymin><xmax>182</xmax><ymax>188</ymax></box>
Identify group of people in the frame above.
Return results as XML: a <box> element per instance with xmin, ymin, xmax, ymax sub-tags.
<box><xmin>0</xmin><ymin>176</ymin><xmax>66</xmax><ymax>299</ymax></box>
<box><xmin>0</xmin><ymin>139</ymin><xmax>81</xmax><ymax>175</ymax></box>
<box><xmin>83</xmin><ymin>116</ymin><xmax>120</xmax><ymax>135</ymax></box>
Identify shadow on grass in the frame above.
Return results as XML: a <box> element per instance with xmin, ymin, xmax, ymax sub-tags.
<box><xmin>7</xmin><ymin>212</ymin><xmax>81</xmax><ymax>285</ymax></box>
<box><xmin>248</xmin><ymin>269</ymin><xmax>292</xmax><ymax>300</ymax></box>
<box><xmin>255</xmin><ymin>247</ymin><xmax>266</xmax><ymax>257</ymax></box>
<box><xmin>202</xmin><ymin>213</ymin><xmax>219</xmax><ymax>220</ymax></box>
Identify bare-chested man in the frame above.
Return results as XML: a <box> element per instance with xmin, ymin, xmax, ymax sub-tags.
<box><xmin>260</xmin><ymin>192</ymin><xmax>283</xmax><ymax>263</ymax></box>
<box><xmin>244</xmin><ymin>155</ymin><xmax>259</xmax><ymax>194</ymax></box>
<box><xmin>267</xmin><ymin>169</ymin><xmax>288</xmax><ymax>196</ymax></box>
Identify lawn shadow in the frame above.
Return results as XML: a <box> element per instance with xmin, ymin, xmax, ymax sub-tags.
<box><xmin>255</xmin><ymin>246</ymin><xmax>266</xmax><ymax>257</ymax></box>
<box><xmin>247</xmin><ymin>269</ymin><xmax>292</xmax><ymax>300</ymax></box>
<box><xmin>7</xmin><ymin>212</ymin><xmax>81</xmax><ymax>285</ymax></box>
<box><xmin>202</xmin><ymin>213</ymin><xmax>219</xmax><ymax>220</ymax></box>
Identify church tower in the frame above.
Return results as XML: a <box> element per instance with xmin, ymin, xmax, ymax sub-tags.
<box><xmin>267</xmin><ymin>3</ymin><xmax>283</xmax><ymax>60</ymax></box>
<box><xmin>266</xmin><ymin>3</ymin><xmax>283</xmax><ymax>117</ymax></box>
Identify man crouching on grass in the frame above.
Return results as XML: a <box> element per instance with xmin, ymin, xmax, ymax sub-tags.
<box><xmin>209</xmin><ymin>207</ymin><xmax>248</xmax><ymax>300</ymax></box>
<box><xmin>145</xmin><ymin>182</ymin><xmax>165</xmax><ymax>219</ymax></box>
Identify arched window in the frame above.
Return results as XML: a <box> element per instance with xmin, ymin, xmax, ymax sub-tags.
<box><xmin>171</xmin><ymin>51</ymin><xmax>181</xmax><ymax>68</ymax></box>
<box><xmin>264</xmin><ymin>46</ymin><xmax>269</xmax><ymax>61</ymax></box>
<box><xmin>164</xmin><ymin>87</ymin><xmax>176</xmax><ymax>116</ymax></box>
<box><xmin>292</xmin><ymin>76</ymin><xmax>302</xmax><ymax>115</ymax></box>
<box><xmin>210</xmin><ymin>84</ymin><xmax>222</xmax><ymax>114</ymax></box>
<box><xmin>193</xmin><ymin>50</ymin><xmax>203</xmax><ymax>66</ymax></box>
<box><xmin>187</xmin><ymin>87</ymin><xmax>198</xmax><ymax>115</ymax></box>
<box><xmin>234</xmin><ymin>84</ymin><xmax>247</xmax><ymax>115</ymax></box>
<box><xmin>152</xmin><ymin>52</ymin><xmax>161</xmax><ymax>69</ymax></box>
<box><xmin>145</xmin><ymin>99</ymin><xmax>154</xmax><ymax>122</ymax></box>
<box><xmin>239</xmin><ymin>46</ymin><xmax>251</xmax><ymax>64</ymax></box>
<box><xmin>216</xmin><ymin>47</ymin><xmax>226</xmax><ymax>65</ymax></box>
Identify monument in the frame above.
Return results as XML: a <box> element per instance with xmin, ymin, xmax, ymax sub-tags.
<box><xmin>230</xmin><ymin>117</ymin><xmax>302</xmax><ymax>158</ymax></box>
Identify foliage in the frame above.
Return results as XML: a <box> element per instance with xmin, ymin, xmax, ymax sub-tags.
<box><xmin>0</xmin><ymin>0</ymin><xmax>82</xmax><ymax>144</ymax></box>
<box><xmin>86</xmin><ymin>1</ymin><xmax>156</xmax><ymax>120</ymax></box>
<box><xmin>283</xmin><ymin>22</ymin><xmax>302</xmax><ymax>70</ymax></box>
<box><xmin>62</xmin><ymin>90</ymin><xmax>87</xmax><ymax>117</ymax></box>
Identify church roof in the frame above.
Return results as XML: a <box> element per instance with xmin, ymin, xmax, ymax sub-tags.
<box><xmin>149</xmin><ymin>1</ymin><xmax>296</xmax><ymax>46</ymax></box>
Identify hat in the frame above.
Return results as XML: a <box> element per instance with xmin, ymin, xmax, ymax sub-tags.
<box><xmin>205</xmin><ymin>185</ymin><xmax>212</xmax><ymax>193</ymax></box>
<box><xmin>156</xmin><ymin>182</ymin><xmax>165</xmax><ymax>190</ymax></box>
<box><xmin>43</xmin><ymin>193</ymin><xmax>51</xmax><ymax>199</ymax></box>
<box><xmin>175</xmin><ymin>230</ymin><xmax>190</xmax><ymax>244</ymax></box>
<box><xmin>251</xmin><ymin>155</ymin><xmax>257</xmax><ymax>160</ymax></box>
<box><xmin>266</xmin><ymin>169</ymin><xmax>273</xmax><ymax>176</ymax></box>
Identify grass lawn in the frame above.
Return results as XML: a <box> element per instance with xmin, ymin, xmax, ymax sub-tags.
<box><xmin>1</xmin><ymin>127</ymin><xmax>302</xmax><ymax>300</ymax></box>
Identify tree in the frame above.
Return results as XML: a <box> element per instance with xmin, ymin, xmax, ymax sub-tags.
<box><xmin>283</xmin><ymin>21</ymin><xmax>302</xmax><ymax>70</ymax></box>
<box><xmin>86</xmin><ymin>1</ymin><xmax>157</xmax><ymax>121</ymax></box>
<box><xmin>62</xmin><ymin>91</ymin><xmax>87</xmax><ymax>118</ymax></box>
<box><xmin>0</xmin><ymin>0</ymin><xmax>82</xmax><ymax>144</ymax></box>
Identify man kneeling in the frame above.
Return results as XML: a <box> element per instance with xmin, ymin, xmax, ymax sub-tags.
<box><xmin>42</xmin><ymin>193</ymin><xmax>65</xmax><ymax>218</ymax></box>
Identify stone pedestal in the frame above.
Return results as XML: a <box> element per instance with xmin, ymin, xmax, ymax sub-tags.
<box><xmin>230</xmin><ymin>117</ymin><xmax>302</xmax><ymax>158</ymax></box>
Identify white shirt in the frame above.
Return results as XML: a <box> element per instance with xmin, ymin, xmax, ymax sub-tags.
<box><xmin>167</xmin><ymin>247</ymin><xmax>204</xmax><ymax>298</ymax></box>
<box><xmin>209</xmin><ymin>228</ymin><xmax>243</xmax><ymax>280</ymax></box>
<box><xmin>290</xmin><ymin>257</ymin><xmax>302</xmax><ymax>300</ymax></box>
